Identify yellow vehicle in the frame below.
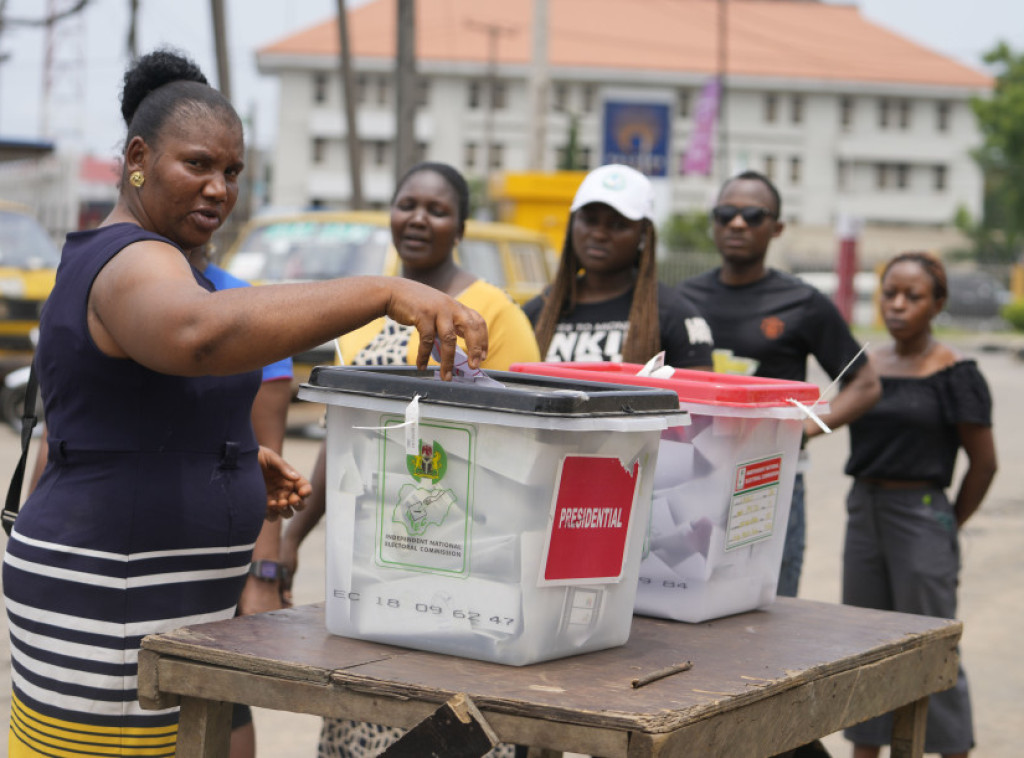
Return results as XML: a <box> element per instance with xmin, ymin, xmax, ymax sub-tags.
<box><xmin>0</xmin><ymin>202</ymin><xmax>60</xmax><ymax>366</ymax></box>
<box><xmin>219</xmin><ymin>210</ymin><xmax>554</xmax><ymax>380</ymax></box>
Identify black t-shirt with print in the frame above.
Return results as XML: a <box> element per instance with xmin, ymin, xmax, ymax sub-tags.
<box><xmin>523</xmin><ymin>282</ymin><xmax>714</xmax><ymax>368</ymax></box>
<box><xmin>678</xmin><ymin>268</ymin><xmax>866</xmax><ymax>382</ymax></box>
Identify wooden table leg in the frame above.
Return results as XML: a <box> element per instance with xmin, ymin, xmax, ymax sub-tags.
<box><xmin>890</xmin><ymin>696</ymin><xmax>928</xmax><ymax>758</ymax></box>
<box><xmin>174</xmin><ymin>697</ymin><xmax>232</xmax><ymax>758</ymax></box>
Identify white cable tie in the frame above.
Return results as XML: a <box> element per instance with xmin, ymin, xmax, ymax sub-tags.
<box><xmin>353</xmin><ymin>395</ymin><xmax>422</xmax><ymax>452</ymax></box>
<box><xmin>813</xmin><ymin>342</ymin><xmax>869</xmax><ymax>409</ymax></box>
<box><xmin>404</xmin><ymin>394</ymin><xmax>421</xmax><ymax>454</ymax></box>
<box><xmin>788</xmin><ymin>398</ymin><xmax>832</xmax><ymax>434</ymax></box>
<box><xmin>637</xmin><ymin>351</ymin><xmax>666</xmax><ymax>376</ymax></box>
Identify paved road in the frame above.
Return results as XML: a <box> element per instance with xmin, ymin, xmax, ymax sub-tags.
<box><xmin>0</xmin><ymin>336</ymin><xmax>1021</xmax><ymax>757</ymax></box>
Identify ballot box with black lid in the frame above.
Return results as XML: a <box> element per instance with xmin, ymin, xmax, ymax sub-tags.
<box><xmin>298</xmin><ymin>366</ymin><xmax>686</xmax><ymax>665</ymax></box>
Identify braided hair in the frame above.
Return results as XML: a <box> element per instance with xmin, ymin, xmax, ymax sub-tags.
<box><xmin>532</xmin><ymin>214</ymin><xmax>661</xmax><ymax>364</ymax></box>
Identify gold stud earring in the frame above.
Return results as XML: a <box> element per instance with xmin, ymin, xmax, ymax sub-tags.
<box><xmin>129</xmin><ymin>171</ymin><xmax>145</xmax><ymax>188</ymax></box>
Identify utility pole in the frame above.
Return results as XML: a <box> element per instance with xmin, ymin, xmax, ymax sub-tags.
<box><xmin>126</xmin><ymin>0</ymin><xmax>139</xmax><ymax>60</ymax></box>
<box><xmin>716</xmin><ymin>0</ymin><xmax>729</xmax><ymax>183</ymax></box>
<box><xmin>336</xmin><ymin>0</ymin><xmax>364</xmax><ymax>209</ymax></box>
<box><xmin>465</xmin><ymin>19</ymin><xmax>516</xmax><ymax>189</ymax></box>
<box><xmin>210</xmin><ymin>0</ymin><xmax>231</xmax><ymax>101</ymax></box>
<box><xmin>526</xmin><ymin>0</ymin><xmax>548</xmax><ymax>171</ymax></box>
<box><xmin>394</xmin><ymin>0</ymin><xmax>415</xmax><ymax>186</ymax></box>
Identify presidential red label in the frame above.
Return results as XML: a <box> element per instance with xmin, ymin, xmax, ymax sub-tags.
<box><xmin>541</xmin><ymin>455</ymin><xmax>642</xmax><ymax>584</ymax></box>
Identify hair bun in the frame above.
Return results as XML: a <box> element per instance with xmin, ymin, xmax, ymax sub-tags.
<box><xmin>120</xmin><ymin>48</ymin><xmax>209</xmax><ymax>127</ymax></box>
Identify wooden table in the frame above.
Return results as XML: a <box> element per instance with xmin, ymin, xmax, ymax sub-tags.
<box><xmin>138</xmin><ymin>599</ymin><xmax>961</xmax><ymax>758</ymax></box>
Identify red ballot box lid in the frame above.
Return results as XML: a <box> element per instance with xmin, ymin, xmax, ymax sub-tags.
<box><xmin>509</xmin><ymin>362</ymin><xmax>821</xmax><ymax>408</ymax></box>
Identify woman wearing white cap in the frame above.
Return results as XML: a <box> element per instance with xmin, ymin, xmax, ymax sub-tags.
<box><xmin>524</xmin><ymin>163</ymin><xmax>714</xmax><ymax>368</ymax></box>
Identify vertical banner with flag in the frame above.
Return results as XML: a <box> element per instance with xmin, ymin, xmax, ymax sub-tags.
<box><xmin>681</xmin><ymin>77</ymin><xmax>721</xmax><ymax>175</ymax></box>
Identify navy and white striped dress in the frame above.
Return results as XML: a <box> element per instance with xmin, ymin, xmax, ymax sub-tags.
<box><xmin>3</xmin><ymin>223</ymin><xmax>264</xmax><ymax>756</ymax></box>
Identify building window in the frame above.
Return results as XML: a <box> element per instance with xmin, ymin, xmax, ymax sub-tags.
<box><xmin>876</xmin><ymin>163</ymin><xmax>889</xmax><ymax>189</ymax></box>
<box><xmin>839</xmin><ymin>96</ymin><xmax>854</xmax><ymax>129</ymax></box>
<box><xmin>468</xmin><ymin>80</ymin><xmax>481</xmax><ymax>109</ymax></box>
<box><xmin>764</xmin><ymin>155</ymin><xmax>776</xmax><ymax>181</ymax></box>
<box><xmin>491</xmin><ymin>81</ymin><xmax>507</xmax><ymax>110</ymax></box>
<box><xmin>898</xmin><ymin>99</ymin><xmax>911</xmax><ymax>130</ymax></box>
<box><xmin>895</xmin><ymin>163</ymin><xmax>909</xmax><ymax>188</ymax></box>
<box><xmin>878</xmin><ymin>98</ymin><xmax>890</xmax><ymax>129</ymax></box>
<box><xmin>552</xmin><ymin>82</ymin><xmax>568</xmax><ymax>112</ymax></box>
<box><xmin>489</xmin><ymin>143</ymin><xmax>504</xmax><ymax>170</ymax></box>
<box><xmin>312</xmin><ymin>137</ymin><xmax>327</xmax><ymax>164</ymax></box>
<box><xmin>934</xmin><ymin>164</ymin><xmax>947</xmax><ymax>191</ymax></box>
<box><xmin>677</xmin><ymin>88</ymin><xmax>691</xmax><ymax>119</ymax></box>
<box><xmin>791</xmin><ymin>94</ymin><xmax>804</xmax><ymax>125</ymax></box>
<box><xmin>375</xmin><ymin>77</ymin><xmax>388</xmax><ymax>106</ymax></box>
<box><xmin>415</xmin><ymin>142</ymin><xmax>428</xmax><ymax>163</ymax></box>
<box><xmin>790</xmin><ymin>156</ymin><xmax>802</xmax><ymax>185</ymax></box>
<box><xmin>372</xmin><ymin>140</ymin><xmax>387</xmax><ymax>167</ymax></box>
<box><xmin>578</xmin><ymin>146</ymin><xmax>592</xmax><ymax>169</ymax></box>
<box><xmin>582</xmin><ymin>84</ymin><xmax>596</xmax><ymax>114</ymax></box>
<box><xmin>464</xmin><ymin>142</ymin><xmax>478</xmax><ymax>170</ymax></box>
<box><xmin>837</xmin><ymin>160</ymin><xmax>848</xmax><ymax>191</ymax></box>
<box><xmin>313</xmin><ymin>72</ymin><xmax>328</xmax><ymax>104</ymax></box>
<box><xmin>355</xmin><ymin>74</ymin><xmax>368</xmax><ymax>105</ymax></box>
<box><xmin>936</xmin><ymin>101</ymin><xmax>951</xmax><ymax>132</ymax></box>
<box><xmin>416</xmin><ymin>78</ymin><xmax>430</xmax><ymax>108</ymax></box>
<box><xmin>764</xmin><ymin>93</ymin><xmax>778</xmax><ymax>124</ymax></box>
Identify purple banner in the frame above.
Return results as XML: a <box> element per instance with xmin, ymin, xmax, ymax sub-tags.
<box><xmin>681</xmin><ymin>77</ymin><xmax>720</xmax><ymax>176</ymax></box>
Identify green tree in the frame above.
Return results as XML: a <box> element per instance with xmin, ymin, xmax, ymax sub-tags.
<box><xmin>660</xmin><ymin>211</ymin><xmax>717</xmax><ymax>254</ymax></box>
<box><xmin>558</xmin><ymin>113</ymin><xmax>587</xmax><ymax>171</ymax></box>
<box><xmin>967</xmin><ymin>42</ymin><xmax>1024</xmax><ymax>263</ymax></box>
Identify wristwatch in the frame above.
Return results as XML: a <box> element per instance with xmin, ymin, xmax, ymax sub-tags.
<box><xmin>249</xmin><ymin>560</ymin><xmax>287</xmax><ymax>583</ymax></box>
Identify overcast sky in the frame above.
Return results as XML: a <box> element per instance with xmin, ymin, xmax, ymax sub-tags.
<box><xmin>0</xmin><ymin>0</ymin><xmax>1021</xmax><ymax>156</ymax></box>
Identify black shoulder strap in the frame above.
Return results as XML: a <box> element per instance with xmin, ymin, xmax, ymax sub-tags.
<box><xmin>3</xmin><ymin>364</ymin><xmax>39</xmax><ymax>536</ymax></box>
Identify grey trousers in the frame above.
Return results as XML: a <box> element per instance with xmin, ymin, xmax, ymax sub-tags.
<box><xmin>841</xmin><ymin>480</ymin><xmax>973</xmax><ymax>754</ymax></box>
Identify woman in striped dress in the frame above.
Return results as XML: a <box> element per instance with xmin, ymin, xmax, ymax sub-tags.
<box><xmin>2</xmin><ymin>49</ymin><xmax>487</xmax><ymax>756</ymax></box>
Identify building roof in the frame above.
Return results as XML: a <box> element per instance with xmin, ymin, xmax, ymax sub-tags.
<box><xmin>259</xmin><ymin>0</ymin><xmax>992</xmax><ymax>90</ymax></box>
<box><xmin>78</xmin><ymin>155</ymin><xmax>120</xmax><ymax>185</ymax></box>
<box><xmin>0</xmin><ymin>138</ymin><xmax>55</xmax><ymax>163</ymax></box>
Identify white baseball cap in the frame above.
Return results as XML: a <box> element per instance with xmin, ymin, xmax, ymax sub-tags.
<box><xmin>570</xmin><ymin>164</ymin><xmax>655</xmax><ymax>222</ymax></box>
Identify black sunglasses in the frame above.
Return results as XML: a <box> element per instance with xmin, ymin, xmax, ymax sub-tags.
<box><xmin>711</xmin><ymin>205</ymin><xmax>776</xmax><ymax>227</ymax></box>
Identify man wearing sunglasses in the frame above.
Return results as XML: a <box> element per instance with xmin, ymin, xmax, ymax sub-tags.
<box><xmin>679</xmin><ymin>170</ymin><xmax>881</xmax><ymax>600</ymax></box>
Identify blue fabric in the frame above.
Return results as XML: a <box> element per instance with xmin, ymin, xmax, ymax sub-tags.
<box><xmin>201</xmin><ymin>263</ymin><xmax>294</xmax><ymax>383</ymax></box>
<box><xmin>776</xmin><ymin>472</ymin><xmax>805</xmax><ymax>598</ymax></box>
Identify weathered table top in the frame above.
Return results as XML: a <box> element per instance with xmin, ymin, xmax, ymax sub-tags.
<box><xmin>139</xmin><ymin>599</ymin><xmax>961</xmax><ymax>757</ymax></box>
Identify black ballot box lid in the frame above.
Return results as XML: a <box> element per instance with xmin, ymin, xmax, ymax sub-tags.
<box><xmin>304</xmin><ymin>365</ymin><xmax>681</xmax><ymax>418</ymax></box>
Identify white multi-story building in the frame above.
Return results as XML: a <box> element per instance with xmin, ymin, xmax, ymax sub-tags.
<box><xmin>255</xmin><ymin>0</ymin><xmax>992</xmax><ymax>266</ymax></box>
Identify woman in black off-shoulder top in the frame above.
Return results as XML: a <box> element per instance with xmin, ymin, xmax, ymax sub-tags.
<box><xmin>842</xmin><ymin>251</ymin><xmax>997</xmax><ymax>758</ymax></box>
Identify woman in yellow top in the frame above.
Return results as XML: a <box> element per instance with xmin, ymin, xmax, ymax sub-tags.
<box><xmin>282</xmin><ymin>161</ymin><xmax>537</xmax><ymax>758</ymax></box>
<box><xmin>337</xmin><ymin>161</ymin><xmax>539</xmax><ymax>370</ymax></box>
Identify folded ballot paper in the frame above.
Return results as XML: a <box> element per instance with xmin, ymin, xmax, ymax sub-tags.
<box><xmin>298</xmin><ymin>362</ymin><xmax>682</xmax><ymax>665</ymax></box>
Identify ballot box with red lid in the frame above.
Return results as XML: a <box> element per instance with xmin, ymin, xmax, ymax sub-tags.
<box><xmin>509</xmin><ymin>362</ymin><xmax>825</xmax><ymax>623</ymax></box>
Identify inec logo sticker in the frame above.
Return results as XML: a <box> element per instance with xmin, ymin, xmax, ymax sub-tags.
<box><xmin>407</xmin><ymin>440</ymin><xmax>448</xmax><ymax>482</ymax></box>
<box><xmin>379</xmin><ymin>420</ymin><xmax>474</xmax><ymax>576</ymax></box>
